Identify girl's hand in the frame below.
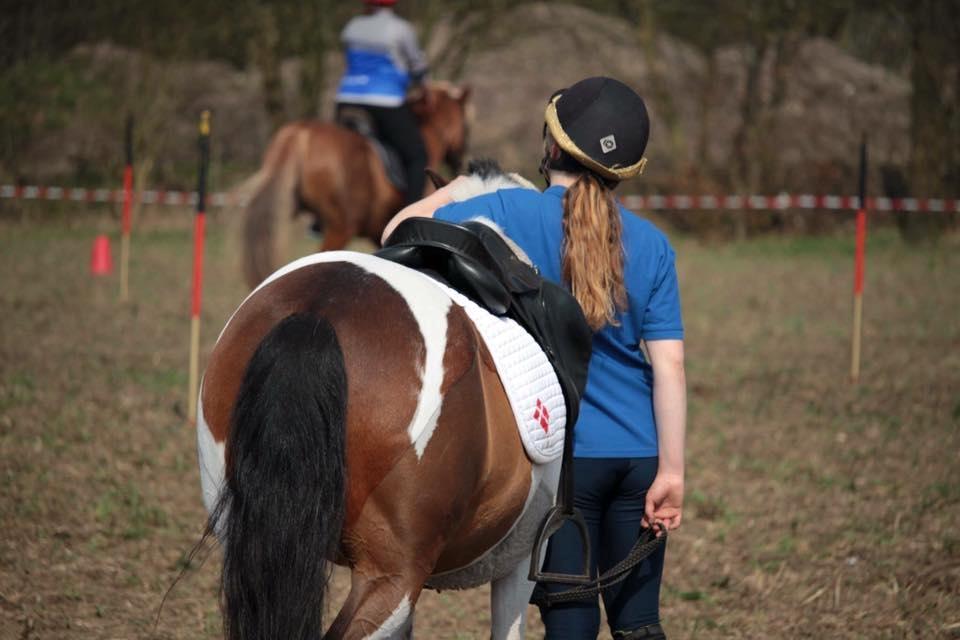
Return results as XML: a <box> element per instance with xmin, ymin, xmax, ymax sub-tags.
<box><xmin>642</xmin><ymin>472</ymin><xmax>684</xmax><ymax>535</ymax></box>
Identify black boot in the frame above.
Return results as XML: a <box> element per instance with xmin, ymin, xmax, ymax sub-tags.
<box><xmin>613</xmin><ymin>623</ymin><xmax>666</xmax><ymax>639</ymax></box>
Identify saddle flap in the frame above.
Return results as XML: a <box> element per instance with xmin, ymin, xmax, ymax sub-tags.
<box><xmin>462</xmin><ymin>221</ymin><xmax>541</xmax><ymax>293</ymax></box>
<box><xmin>447</xmin><ymin>254</ymin><xmax>510</xmax><ymax>315</ymax></box>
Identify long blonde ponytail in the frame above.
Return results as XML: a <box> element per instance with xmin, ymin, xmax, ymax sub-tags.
<box><xmin>561</xmin><ymin>172</ymin><xmax>627</xmax><ymax>331</ymax></box>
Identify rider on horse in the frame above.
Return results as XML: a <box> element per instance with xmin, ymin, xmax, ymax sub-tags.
<box><xmin>335</xmin><ymin>0</ymin><xmax>429</xmax><ymax>205</ymax></box>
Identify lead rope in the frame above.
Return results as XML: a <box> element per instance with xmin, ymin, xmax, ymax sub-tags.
<box><xmin>532</xmin><ymin>522</ymin><xmax>667</xmax><ymax>607</ymax></box>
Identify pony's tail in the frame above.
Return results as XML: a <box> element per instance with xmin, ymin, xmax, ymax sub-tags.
<box><xmin>210</xmin><ymin>313</ymin><xmax>347</xmax><ymax>640</ymax></box>
<box><xmin>242</xmin><ymin>124</ymin><xmax>306</xmax><ymax>289</ymax></box>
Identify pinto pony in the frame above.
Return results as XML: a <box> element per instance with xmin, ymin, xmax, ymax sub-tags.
<box><xmin>241</xmin><ymin>84</ymin><xmax>471</xmax><ymax>289</ymax></box>
<box><xmin>198</xmin><ymin>171</ymin><xmax>566</xmax><ymax>639</ymax></box>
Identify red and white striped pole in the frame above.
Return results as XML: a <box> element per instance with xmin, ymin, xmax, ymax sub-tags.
<box><xmin>850</xmin><ymin>137</ymin><xmax>868</xmax><ymax>382</ymax></box>
<box><xmin>119</xmin><ymin>115</ymin><xmax>134</xmax><ymax>301</ymax></box>
<box><xmin>188</xmin><ymin>110</ymin><xmax>211</xmax><ymax>423</ymax></box>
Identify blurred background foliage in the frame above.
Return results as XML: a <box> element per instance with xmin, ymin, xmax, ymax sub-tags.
<box><xmin>1</xmin><ymin>0</ymin><xmax>956</xmax><ymax>239</ymax></box>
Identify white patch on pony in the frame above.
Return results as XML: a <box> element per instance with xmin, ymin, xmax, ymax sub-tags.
<box><xmin>362</xmin><ymin>595</ymin><xmax>412</xmax><ymax>640</ymax></box>
<box><xmin>448</xmin><ymin>173</ymin><xmax>537</xmax><ymax>203</ymax></box>
<box><xmin>218</xmin><ymin>252</ymin><xmax>451</xmax><ymax>459</ymax></box>
<box><xmin>196</xmin><ymin>386</ymin><xmax>226</xmax><ymax>533</ymax></box>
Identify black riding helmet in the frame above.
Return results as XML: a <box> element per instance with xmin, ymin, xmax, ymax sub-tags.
<box><xmin>543</xmin><ymin>76</ymin><xmax>649</xmax><ymax>182</ymax></box>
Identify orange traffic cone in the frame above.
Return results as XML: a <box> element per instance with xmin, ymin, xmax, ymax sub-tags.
<box><xmin>90</xmin><ymin>234</ymin><xmax>113</xmax><ymax>275</ymax></box>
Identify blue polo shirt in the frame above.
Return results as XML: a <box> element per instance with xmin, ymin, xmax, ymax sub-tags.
<box><xmin>434</xmin><ymin>185</ymin><xmax>683</xmax><ymax>458</ymax></box>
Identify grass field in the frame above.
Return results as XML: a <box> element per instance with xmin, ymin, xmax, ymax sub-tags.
<box><xmin>1</xmin><ymin>208</ymin><xmax>958</xmax><ymax>639</ymax></box>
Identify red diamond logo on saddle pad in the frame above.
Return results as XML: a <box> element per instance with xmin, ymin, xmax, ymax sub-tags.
<box><xmin>532</xmin><ymin>398</ymin><xmax>550</xmax><ymax>433</ymax></box>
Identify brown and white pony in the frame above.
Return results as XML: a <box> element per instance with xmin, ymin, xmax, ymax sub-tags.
<box><xmin>240</xmin><ymin>83</ymin><xmax>471</xmax><ymax>289</ymax></box>
<box><xmin>197</xmin><ymin>171</ymin><xmax>562</xmax><ymax>639</ymax></box>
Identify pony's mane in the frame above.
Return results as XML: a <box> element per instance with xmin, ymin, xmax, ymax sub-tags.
<box><xmin>448</xmin><ymin>158</ymin><xmax>538</xmax><ymax>202</ymax></box>
<box><xmin>448</xmin><ymin>159</ymin><xmax>538</xmax><ymax>266</ymax></box>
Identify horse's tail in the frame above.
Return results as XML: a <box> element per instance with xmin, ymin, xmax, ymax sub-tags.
<box><xmin>211</xmin><ymin>312</ymin><xmax>347</xmax><ymax>640</ymax></box>
<box><xmin>242</xmin><ymin>124</ymin><xmax>308</xmax><ymax>288</ymax></box>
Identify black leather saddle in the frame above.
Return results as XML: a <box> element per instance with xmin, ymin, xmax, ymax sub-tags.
<box><xmin>376</xmin><ymin>217</ymin><xmax>592</xmax><ymax>428</ymax></box>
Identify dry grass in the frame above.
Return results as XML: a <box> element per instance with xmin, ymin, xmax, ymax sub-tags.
<box><xmin>0</xmin><ymin>208</ymin><xmax>957</xmax><ymax>639</ymax></box>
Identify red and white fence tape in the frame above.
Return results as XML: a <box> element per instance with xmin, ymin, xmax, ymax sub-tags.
<box><xmin>1</xmin><ymin>184</ymin><xmax>957</xmax><ymax>213</ymax></box>
<box><xmin>0</xmin><ymin>185</ymin><xmax>232</xmax><ymax>208</ymax></box>
<box><xmin>619</xmin><ymin>194</ymin><xmax>958</xmax><ymax>213</ymax></box>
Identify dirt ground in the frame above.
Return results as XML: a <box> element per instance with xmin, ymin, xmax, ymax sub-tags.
<box><xmin>1</xmin><ymin>207</ymin><xmax>958</xmax><ymax>639</ymax></box>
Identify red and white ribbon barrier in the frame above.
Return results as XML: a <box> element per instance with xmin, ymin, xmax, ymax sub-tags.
<box><xmin>0</xmin><ymin>185</ymin><xmax>234</xmax><ymax>208</ymax></box>
<box><xmin>1</xmin><ymin>184</ymin><xmax>957</xmax><ymax>213</ymax></box>
<box><xmin>618</xmin><ymin>194</ymin><xmax>958</xmax><ymax>213</ymax></box>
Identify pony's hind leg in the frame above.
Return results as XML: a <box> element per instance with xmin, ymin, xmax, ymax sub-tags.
<box><xmin>490</xmin><ymin>556</ymin><xmax>535</xmax><ymax>640</ymax></box>
<box><xmin>324</xmin><ymin>564</ymin><xmax>425</xmax><ymax>639</ymax></box>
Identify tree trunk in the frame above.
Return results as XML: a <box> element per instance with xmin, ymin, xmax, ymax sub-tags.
<box><xmin>252</xmin><ymin>5</ymin><xmax>285</xmax><ymax>134</ymax></box>
<box><xmin>902</xmin><ymin>0</ymin><xmax>959</xmax><ymax>242</ymax></box>
<box><xmin>731</xmin><ymin>39</ymin><xmax>768</xmax><ymax>240</ymax></box>
<box><xmin>637</xmin><ymin>0</ymin><xmax>682</xmax><ymax>174</ymax></box>
<box><xmin>695</xmin><ymin>49</ymin><xmax>717</xmax><ymax>185</ymax></box>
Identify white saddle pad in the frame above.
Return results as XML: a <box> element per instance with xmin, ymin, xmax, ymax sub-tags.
<box><xmin>433</xmin><ymin>281</ymin><xmax>566</xmax><ymax>465</ymax></box>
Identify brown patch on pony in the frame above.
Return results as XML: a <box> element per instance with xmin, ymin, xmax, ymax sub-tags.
<box><xmin>334</xmin><ymin>302</ymin><xmax>532</xmax><ymax>578</ymax></box>
<box><xmin>429</xmin><ymin>324</ymin><xmax>532</xmax><ymax>573</ymax></box>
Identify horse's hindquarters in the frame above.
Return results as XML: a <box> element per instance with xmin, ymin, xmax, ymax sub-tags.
<box><xmin>198</xmin><ymin>252</ymin><xmax>544</xmax><ymax>638</ymax></box>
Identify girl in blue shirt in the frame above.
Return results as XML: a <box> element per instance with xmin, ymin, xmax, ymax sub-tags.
<box><xmin>383</xmin><ymin>77</ymin><xmax>686</xmax><ymax>640</ymax></box>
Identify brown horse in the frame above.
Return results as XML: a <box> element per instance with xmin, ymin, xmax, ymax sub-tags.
<box><xmin>198</xmin><ymin>171</ymin><xmax>570</xmax><ymax>639</ymax></box>
<box><xmin>240</xmin><ymin>83</ymin><xmax>471</xmax><ymax>289</ymax></box>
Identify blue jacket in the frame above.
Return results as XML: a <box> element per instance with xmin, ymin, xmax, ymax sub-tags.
<box><xmin>336</xmin><ymin>9</ymin><xmax>429</xmax><ymax>107</ymax></box>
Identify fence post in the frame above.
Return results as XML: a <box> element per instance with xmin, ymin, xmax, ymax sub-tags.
<box><xmin>119</xmin><ymin>115</ymin><xmax>134</xmax><ymax>301</ymax></box>
<box><xmin>188</xmin><ymin>110</ymin><xmax>211</xmax><ymax>423</ymax></box>
<box><xmin>850</xmin><ymin>136</ymin><xmax>867</xmax><ymax>382</ymax></box>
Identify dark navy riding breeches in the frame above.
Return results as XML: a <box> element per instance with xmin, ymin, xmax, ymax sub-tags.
<box><xmin>538</xmin><ymin>456</ymin><xmax>665</xmax><ymax>639</ymax></box>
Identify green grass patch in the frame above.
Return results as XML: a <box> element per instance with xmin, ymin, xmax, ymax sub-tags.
<box><xmin>665</xmin><ymin>583</ymin><xmax>712</xmax><ymax>603</ymax></box>
<box><xmin>921</xmin><ymin>481</ymin><xmax>960</xmax><ymax>509</ymax></box>
<box><xmin>718</xmin><ymin>227</ymin><xmax>905</xmax><ymax>259</ymax></box>
<box><xmin>688</xmin><ymin>489</ymin><xmax>729</xmax><ymax>521</ymax></box>
<box><xmin>94</xmin><ymin>484</ymin><xmax>168</xmax><ymax>540</ymax></box>
<box><xmin>125</xmin><ymin>366</ymin><xmax>188</xmax><ymax>393</ymax></box>
<box><xmin>0</xmin><ymin>372</ymin><xmax>36</xmax><ymax>411</ymax></box>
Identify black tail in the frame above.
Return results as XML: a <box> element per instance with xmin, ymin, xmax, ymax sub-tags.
<box><xmin>208</xmin><ymin>313</ymin><xmax>347</xmax><ymax>640</ymax></box>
